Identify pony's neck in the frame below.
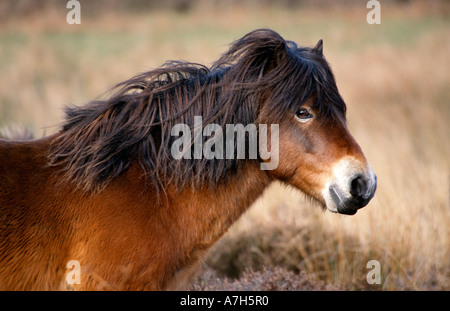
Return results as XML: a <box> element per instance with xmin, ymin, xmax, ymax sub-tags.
<box><xmin>165</xmin><ymin>161</ymin><xmax>272</xmax><ymax>288</ymax></box>
<box><xmin>95</xmin><ymin>158</ymin><xmax>272</xmax><ymax>289</ymax></box>
<box><xmin>190</xmin><ymin>161</ymin><xmax>272</xmax><ymax>235</ymax></box>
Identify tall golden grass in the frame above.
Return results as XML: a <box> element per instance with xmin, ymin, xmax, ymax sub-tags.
<box><xmin>0</xmin><ymin>2</ymin><xmax>448</xmax><ymax>290</ymax></box>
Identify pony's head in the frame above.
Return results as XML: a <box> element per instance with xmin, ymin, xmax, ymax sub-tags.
<box><xmin>227</xmin><ymin>30</ymin><xmax>377</xmax><ymax>215</ymax></box>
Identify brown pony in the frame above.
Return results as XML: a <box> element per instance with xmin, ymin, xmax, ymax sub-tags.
<box><xmin>0</xmin><ymin>29</ymin><xmax>376</xmax><ymax>290</ymax></box>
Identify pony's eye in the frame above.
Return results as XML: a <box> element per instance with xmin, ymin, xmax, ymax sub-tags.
<box><xmin>295</xmin><ymin>108</ymin><xmax>313</xmax><ymax>123</ymax></box>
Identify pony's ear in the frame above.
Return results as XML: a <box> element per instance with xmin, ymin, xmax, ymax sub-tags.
<box><xmin>313</xmin><ymin>39</ymin><xmax>323</xmax><ymax>56</ymax></box>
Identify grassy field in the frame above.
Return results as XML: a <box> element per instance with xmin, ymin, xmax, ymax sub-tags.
<box><xmin>0</xmin><ymin>1</ymin><xmax>448</xmax><ymax>290</ymax></box>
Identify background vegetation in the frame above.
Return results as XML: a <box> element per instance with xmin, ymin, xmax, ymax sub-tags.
<box><xmin>0</xmin><ymin>0</ymin><xmax>448</xmax><ymax>290</ymax></box>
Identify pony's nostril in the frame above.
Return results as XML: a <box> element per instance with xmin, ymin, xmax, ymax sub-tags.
<box><xmin>350</xmin><ymin>176</ymin><xmax>366</xmax><ymax>200</ymax></box>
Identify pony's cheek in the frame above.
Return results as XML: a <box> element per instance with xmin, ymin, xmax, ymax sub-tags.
<box><xmin>269</xmin><ymin>145</ymin><xmax>330</xmax><ymax>207</ymax></box>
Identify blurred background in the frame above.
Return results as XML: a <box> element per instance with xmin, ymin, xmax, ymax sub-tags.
<box><xmin>0</xmin><ymin>0</ymin><xmax>448</xmax><ymax>290</ymax></box>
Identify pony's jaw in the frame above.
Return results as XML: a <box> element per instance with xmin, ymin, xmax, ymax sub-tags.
<box><xmin>321</xmin><ymin>157</ymin><xmax>377</xmax><ymax>215</ymax></box>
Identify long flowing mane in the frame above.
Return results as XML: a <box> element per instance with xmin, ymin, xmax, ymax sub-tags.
<box><xmin>48</xmin><ymin>29</ymin><xmax>346</xmax><ymax>192</ymax></box>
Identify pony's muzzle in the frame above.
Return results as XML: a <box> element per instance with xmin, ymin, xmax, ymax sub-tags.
<box><xmin>323</xmin><ymin>157</ymin><xmax>377</xmax><ymax>215</ymax></box>
<box><xmin>330</xmin><ymin>174</ymin><xmax>377</xmax><ymax>215</ymax></box>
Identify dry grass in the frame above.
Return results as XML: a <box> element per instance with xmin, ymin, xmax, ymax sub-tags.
<box><xmin>189</xmin><ymin>266</ymin><xmax>343</xmax><ymax>291</ymax></box>
<box><xmin>0</xmin><ymin>1</ymin><xmax>448</xmax><ymax>290</ymax></box>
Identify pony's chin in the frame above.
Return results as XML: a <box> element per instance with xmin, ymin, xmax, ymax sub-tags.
<box><xmin>325</xmin><ymin>203</ymin><xmax>358</xmax><ymax>215</ymax></box>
